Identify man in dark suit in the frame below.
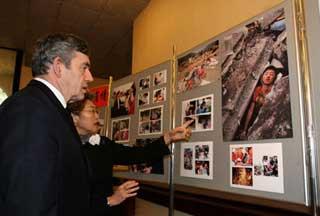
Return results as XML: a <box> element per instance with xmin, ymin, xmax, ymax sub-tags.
<box><xmin>0</xmin><ymin>33</ymin><xmax>94</xmax><ymax>216</ymax></box>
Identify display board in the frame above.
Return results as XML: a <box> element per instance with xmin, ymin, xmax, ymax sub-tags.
<box><xmin>173</xmin><ymin>0</ymin><xmax>307</xmax><ymax>205</ymax></box>
<box><xmin>110</xmin><ymin>0</ymin><xmax>308</xmax><ymax>206</ymax></box>
<box><xmin>111</xmin><ymin>61</ymin><xmax>172</xmax><ymax>183</ymax></box>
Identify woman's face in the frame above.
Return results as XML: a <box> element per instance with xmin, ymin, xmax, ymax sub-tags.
<box><xmin>73</xmin><ymin>100</ymin><xmax>101</xmax><ymax>135</ymax></box>
<box><xmin>262</xmin><ymin>69</ymin><xmax>276</xmax><ymax>85</ymax></box>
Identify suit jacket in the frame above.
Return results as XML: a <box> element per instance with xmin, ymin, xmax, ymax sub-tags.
<box><xmin>0</xmin><ymin>80</ymin><xmax>90</xmax><ymax>216</ymax></box>
<box><xmin>82</xmin><ymin>136</ymin><xmax>170</xmax><ymax>216</ymax></box>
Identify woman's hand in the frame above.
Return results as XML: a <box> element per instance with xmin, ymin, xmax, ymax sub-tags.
<box><xmin>107</xmin><ymin>180</ymin><xmax>139</xmax><ymax>206</ymax></box>
<box><xmin>163</xmin><ymin>119</ymin><xmax>193</xmax><ymax>145</ymax></box>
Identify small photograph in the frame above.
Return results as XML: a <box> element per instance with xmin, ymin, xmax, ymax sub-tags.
<box><xmin>139</xmin><ymin>76</ymin><xmax>150</xmax><ymax>90</ymax></box>
<box><xmin>140</xmin><ymin>110</ymin><xmax>150</xmax><ymax>122</ymax></box>
<box><xmin>180</xmin><ymin>141</ymin><xmax>213</xmax><ymax>180</ymax></box>
<box><xmin>231</xmin><ymin>147</ymin><xmax>253</xmax><ymax>166</ymax></box>
<box><xmin>153</xmin><ymin>87</ymin><xmax>166</xmax><ymax>103</ymax></box>
<box><xmin>195</xmin><ymin>161</ymin><xmax>210</xmax><ymax>176</ymax></box>
<box><xmin>196</xmin><ymin>114</ymin><xmax>212</xmax><ymax>130</ymax></box>
<box><xmin>232</xmin><ymin>167</ymin><xmax>253</xmax><ymax>186</ymax></box>
<box><xmin>153</xmin><ymin>69</ymin><xmax>167</xmax><ymax>86</ymax></box>
<box><xmin>139</xmin><ymin>122</ymin><xmax>150</xmax><ymax>134</ymax></box>
<box><xmin>138</xmin><ymin>106</ymin><xmax>163</xmax><ymax>135</ymax></box>
<box><xmin>182</xmin><ymin>94</ymin><xmax>214</xmax><ymax>132</ymax></box>
<box><xmin>195</xmin><ymin>96</ymin><xmax>212</xmax><ymax>114</ymax></box>
<box><xmin>150</xmin><ymin>120</ymin><xmax>161</xmax><ymax>133</ymax></box>
<box><xmin>183</xmin><ymin>100</ymin><xmax>196</xmax><ymax>116</ymax></box>
<box><xmin>111</xmin><ymin>118</ymin><xmax>130</xmax><ymax>143</ymax></box>
<box><xmin>177</xmin><ymin>40</ymin><xmax>219</xmax><ymax>93</ymax></box>
<box><xmin>262</xmin><ymin>155</ymin><xmax>278</xmax><ymax>177</ymax></box>
<box><xmin>254</xmin><ymin>165</ymin><xmax>263</xmax><ymax>176</ymax></box>
<box><xmin>111</xmin><ymin>82</ymin><xmax>136</xmax><ymax>118</ymax></box>
<box><xmin>138</xmin><ymin>92</ymin><xmax>149</xmax><ymax>106</ymax></box>
<box><xmin>130</xmin><ymin>138</ymin><xmax>164</xmax><ymax>174</ymax></box>
<box><xmin>150</xmin><ymin>107</ymin><xmax>162</xmax><ymax>120</ymax></box>
<box><xmin>184</xmin><ymin>148</ymin><xmax>193</xmax><ymax>170</ymax></box>
<box><xmin>195</xmin><ymin>144</ymin><xmax>209</xmax><ymax>160</ymax></box>
<box><xmin>183</xmin><ymin>116</ymin><xmax>196</xmax><ymax>130</ymax></box>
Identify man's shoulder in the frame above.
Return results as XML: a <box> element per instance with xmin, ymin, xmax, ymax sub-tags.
<box><xmin>1</xmin><ymin>85</ymin><xmax>46</xmax><ymax>108</ymax></box>
<box><xmin>0</xmin><ymin>83</ymin><xmax>59</xmax><ymax>119</ymax></box>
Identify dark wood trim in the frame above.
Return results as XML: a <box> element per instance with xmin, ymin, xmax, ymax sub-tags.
<box><xmin>133</xmin><ymin>180</ymin><xmax>312</xmax><ymax>216</ymax></box>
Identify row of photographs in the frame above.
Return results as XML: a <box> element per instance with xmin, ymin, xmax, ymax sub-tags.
<box><xmin>179</xmin><ymin>142</ymin><xmax>283</xmax><ymax>193</ymax></box>
<box><xmin>117</xmin><ymin>139</ymin><xmax>283</xmax><ymax>194</ymax></box>
<box><xmin>138</xmin><ymin>69</ymin><xmax>167</xmax><ymax>90</ymax></box>
<box><xmin>138</xmin><ymin>87</ymin><xmax>166</xmax><ymax>106</ymax></box>
<box><xmin>112</xmin><ymin>92</ymin><xmax>215</xmax><ymax>143</ymax></box>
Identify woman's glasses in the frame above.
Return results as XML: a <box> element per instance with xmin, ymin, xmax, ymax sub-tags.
<box><xmin>82</xmin><ymin>108</ymin><xmax>99</xmax><ymax>114</ymax></box>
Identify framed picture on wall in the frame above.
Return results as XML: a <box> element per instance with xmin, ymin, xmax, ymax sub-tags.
<box><xmin>0</xmin><ymin>47</ymin><xmax>23</xmax><ymax>105</ymax></box>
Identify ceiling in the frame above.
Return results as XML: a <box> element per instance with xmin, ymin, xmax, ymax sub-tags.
<box><xmin>0</xmin><ymin>0</ymin><xmax>150</xmax><ymax>80</ymax></box>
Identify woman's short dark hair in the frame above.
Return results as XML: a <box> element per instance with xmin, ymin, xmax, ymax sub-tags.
<box><xmin>31</xmin><ymin>33</ymin><xmax>89</xmax><ymax>77</ymax></box>
<box><xmin>67</xmin><ymin>93</ymin><xmax>94</xmax><ymax>115</ymax></box>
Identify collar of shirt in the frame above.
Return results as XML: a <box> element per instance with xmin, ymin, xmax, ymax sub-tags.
<box><xmin>34</xmin><ymin>77</ymin><xmax>67</xmax><ymax>108</ymax></box>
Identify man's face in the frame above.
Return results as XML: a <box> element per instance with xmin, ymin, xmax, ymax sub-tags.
<box><xmin>62</xmin><ymin>51</ymin><xmax>93</xmax><ymax>102</ymax></box>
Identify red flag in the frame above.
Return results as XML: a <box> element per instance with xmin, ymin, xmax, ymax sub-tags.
<box><xmin>89</xmin><ymin>85</ymin><xmax>109</xmax><ymax>107</ymax></box>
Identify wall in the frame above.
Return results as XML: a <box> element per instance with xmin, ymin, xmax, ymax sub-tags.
<box><xmin>132</xmin><ymin>0</ymin><xmax>284</xmax><ymax>74</ymax></box>
<box><xmin>19</xmin><ymin>66</ymin><xmax>32</xmax><ymax>89</ymax></box>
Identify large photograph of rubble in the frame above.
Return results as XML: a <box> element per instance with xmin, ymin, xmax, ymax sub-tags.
<box><xmin>221</xmin><ymin>8</ymin><xmax>293</xmax><ymax>141</ymax></box>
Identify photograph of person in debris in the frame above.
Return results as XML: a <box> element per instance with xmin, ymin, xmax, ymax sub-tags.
<box><xmin>221</xmin><ymin>8</ymin><xmax>293</xmax><ymax>141</ymax></box>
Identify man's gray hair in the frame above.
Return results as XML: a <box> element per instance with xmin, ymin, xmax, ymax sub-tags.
<box><xmin>31</xmin><ymin>33</ymin><xmax>89</xmax><ymax>77</ymax></box>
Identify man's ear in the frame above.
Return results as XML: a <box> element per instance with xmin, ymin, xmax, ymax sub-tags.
<box><xmin>52</xmin><ymin>57</ymin><xmax>64</xmax><ymax>78</ymax></box>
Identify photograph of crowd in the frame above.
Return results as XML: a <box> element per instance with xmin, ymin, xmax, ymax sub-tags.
<box><xmin>177</xmin><ymin>40</ymin><xmax>219</xmax><ymax>93</ymax></box>
<box><xmin>130</xmin><ymin>138</ymin><xmax>164</xmax><ymax>174</ymax></box>
<box><xmin>230</xmin><ymin>143</ymin><xmax>283</xmax><ymax>193</ymax></box>
<box><xmin>181</xmin><ymin>141</ymin><xmax>213</xmax><ymax>180</ymax></box>
<box><xmin>153</xmin><ymin>87</ymin><xmax>166</xmax><ymax>103</ymax></box>
<box><xmin>139</xmin><ymin>76</ymin><xmax>150</xmax><ymax>90</ymax></box>
<box><xmin>182</xmin><ymin>94</ymin><xmax>213</xmax><ymax>132</ymax></box>
<box><xmin>111</xmin><ymin>117</ymin><xmax>130</xmax><ymax>143</ymax></box>
<box><xmin>221</xmin><ymin>8</ymin><xmax>293</xmax><ymax>141</ymax></box>
<box><xmin>153</xmin><ymin>69</ymin><xmax>167</xmax><ymax>86</ymax></box>
<box><xmin>138</xmin><ymin>106</ymin><xmax>163</xmax><ymax>135</ymax></box>
<box><xmin>111</xmin><ymin>82</ymin><xmax>136</xmax><ymax>118</ymax></box>
<box><xmin>138</xmin><ymin>92</ymin><xmax>149</xmax><ymax>106</ymax></box>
